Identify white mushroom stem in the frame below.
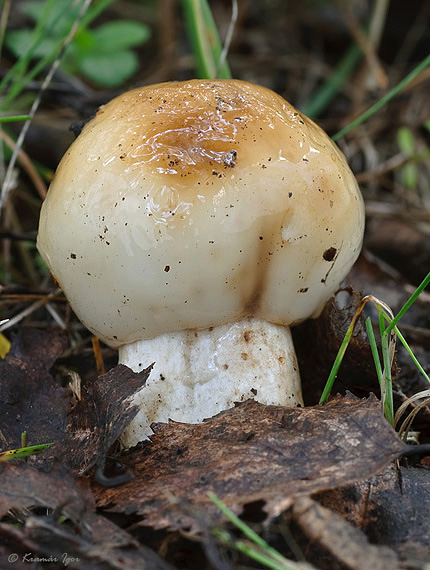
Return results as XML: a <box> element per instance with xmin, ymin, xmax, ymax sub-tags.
<box><xmin>118</xmin><ymin>318</ymin><xmax>303</xmax><ymax>447</ymax></box>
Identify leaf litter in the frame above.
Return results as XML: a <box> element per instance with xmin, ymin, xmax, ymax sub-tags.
<box><xmin>0</xmin><ymin>318</ymin><xmax>429</xmax><ymax>568</ymax></box>
<box><xmin>93</xmin><ymin>395</ymin><xmax>406</xmax><ymax>531</ymax></box>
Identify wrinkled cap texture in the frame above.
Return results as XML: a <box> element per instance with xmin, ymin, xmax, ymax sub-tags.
<box><xmin>37</xmin><ymin>79</ymin><xmax>365</xmax><ymax>347</ymax></box>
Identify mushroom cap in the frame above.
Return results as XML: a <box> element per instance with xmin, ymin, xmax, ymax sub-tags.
<box><xmin>37</xmin><ymin>79</ymin><xmax>364</xmax><ymax>348</ymax></box>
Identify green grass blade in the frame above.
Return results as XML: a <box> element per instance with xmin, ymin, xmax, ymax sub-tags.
<box><xmin>381</xmin><ymin>334</ymin><xmax>394</xmax><ymax>425</ymax></box>
<box><xmin>0</xmin><ymin>442</ymin><xmax>53</xmax><ymax>462</ymax></box>
<box><xmin>208</xmin><ymin>492</ymin><xmax>289</xmax><ymax>565</ymax></box>
<box><xmin>0</xmin><ymin>114</ymin><xmax>31</xmax><ymax>122</ymax></box>
<box><xmin>1</xmin><ymin>44</ymin><xmax>59</xmax><ymax>109</ymax></box>
<box><xmin>394</xmin><ymin>325</ymin><xmax>430</xmax><ymax>383</ymax></box>
<box><xmin>378</xmin><ymin>309</ymin><xmax>394</xmax><ymax>425</ymax></box>
<box><xmin>365</xmin><ymin>316</ymin><xmax>383</xmax><ymax>387</ymax></box>
<box><xmin>319</xmin><ymin>318</ymin><xmax>356</xmax><ymax>404</ymax></box>
<box><xmin>384</xmin><ymin>271</ymin><xmax>430</xmax><ymax>335</ymax></box>
<box><xmin>182</xmin><ymin>0</ymin><xmax>216</xmax><ymax>78</ymax></box>
<box><xmin>0</xmin><ymin>0</ymin><xmax>12</xmax><ymax>63</ymax></box>
<box><xmin>212</xmin><ymin>529</ymin><xmax>297</xmax><ymax>570</ymax></box>
<box><xmin>332</xmin><ymin>53</ymin><xmax>430</xmax><ymax>141</ymax></box>
<box><xmin>182</xmin><ymin>0</ymin><xmax>232</xmax><ymax>79</ymax></box>
<box><xmin>301</xmin><ymin>43</ymin><xmax>361</xmax><ymax>118</ymax></box>
<box><xmin>210</xmin><ymin>494</ymin><xmax>304</xmax><ymax>570</ymax></box>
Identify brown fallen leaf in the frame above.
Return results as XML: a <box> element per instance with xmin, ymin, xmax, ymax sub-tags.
<box><xmin>93</xmin><ymin>395</ymin><xmax>408</xmax><ymax>532</ymax></box>
<box><xmin>0</xmin><ymin>461</ymin><xmax>93</xmax><ymax>522</ymax></box>
<box><xmin>0</xmin><ymin>327</ymin><xmax>70</xmax><ymax>453</ymax></box>
<box><xmin>0</xmin><ymin>517</ymin><xmax>175</xmax><ymax>570</ymax></box>
<box><xmin>0</xmin><ymin>326</ymin><xmax>151</xmax><ymax>475</ymax></box>
<box><xmin>0</xmin><ymin>462</ymin><xmax>175</xmax><ymax>570</ymax></box>
<box><xmin>64</xmin><ymin>363</ymin><xmax>151</xmax><ymax>475</ymax></box>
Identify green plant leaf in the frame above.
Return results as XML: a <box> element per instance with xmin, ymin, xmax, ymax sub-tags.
<box><xmin>401</xmin><ymin>162</ymin><xmax>418</xmax><ymax>189</ymax></box>
<box><xmin>5</xmin><ymin>29</ymin><xmax>58</xmax><ymax>59</ymax></box>
<box><xmin>397</xmin><ymin>126</ymin><xmax>415</xmax><ymax>155</ymax></box>
<box><xmin>18</xmin><ymin>0</ymin><xmax>48</xmax><ymax>22</ymax></box>
<box><xmin>90</xmin><ymin>20</ymin><xmax>150</xmax><ymax>52</ymax></box>
<box><xmin>79</xmin><ymin>50</ymin><xmax>139</xmax><ymax>87</ymax></box>
<box><xmin>20</xmin><ymin>0</ymin><xmax>82</xmax><ymax>37</ymax></box>
<box><xmin>0</xmin><ymin>442</ymin><xmax>53</xmax><ymax>462</ymax></box>
<box><xmin>4</xmin><ymin>0</ymin><xmax>150</xmax><ymax>90</ymax></box>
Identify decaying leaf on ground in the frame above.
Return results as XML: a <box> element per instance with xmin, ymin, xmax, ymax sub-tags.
<box><xmin>0</xmin><ymin>319</ymin><xmax>429</xmax><ymax>569</ymax></box>
<box><xmin>0</xmin><ymin>461</ymin><xmax>174</xmax><ymax>570</ymax></box>
<box><xmin>0</xmin><ymin>326</ymin><xmax>150</xmax><ymax>475</ymax></box>
<box><xmin>0</xmin><ymin>327</ymin><xmax>70</xmax><ymax>453</ymax></box>
<box><xmin>93</xmin><ymin>395</ymin><xmax>408</xmax><ymax>532</ymax></box>
<box><xmin>64</xmin><ymin>362</ymin><xmax>151</xmax><ymax>475</ymax></box>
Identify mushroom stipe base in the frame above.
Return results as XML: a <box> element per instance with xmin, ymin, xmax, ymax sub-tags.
<box><xmin>119</xmin><ymin>318</ymin><xmax>303</xmax><ymax>448</ymax></box>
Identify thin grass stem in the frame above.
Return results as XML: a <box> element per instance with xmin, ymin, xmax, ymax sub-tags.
<box><xmin>182</xmin><ymin>0</ymin><xmax>231</xmax><ymax>79</ymax></box>
<box><xmin>384</xmin><ymin>271</ymin><xmax>430</xmax><ymax>335</ymax></box>
<box><xmin>209</xmin><ymin>493</ymin><xmax>306</xmax><ymax>570</ymax></box>
<box><xmin>394</xmin><ymin>389</ymin><xmax>430</xmax><ymax>431</ymax></box>
<box><xmin>332</xmin><ymin>53</ymin><xmax>430</xmax><ymax>140</ymax></box>
<box><xmin>216</xmin><ymin>0</ymin><xmax>237</xmax><ymax>77</ymax></box>
<box><xmin>80</xmin><ymin>0</ymin><xmax>116</xmax><ymax>28</ymax></box>
<box><xmin>393</xmin><ymin>326</ymin><xmax>430</xmax><ymax>383</ymax></box>
<box><xmin>0</xmin><ymin>115</ymin><xmax>31</xmax><ymax>123</ymax></box>
<box><xmin>396</xmin><ymin>398</ymin><xmax>430</xmax><ymax>442</ymax></box>
<box><xmin>319</xmin><ymin>318</ymin><xmax>355</xmax><ymax>404</ymax></box>
<box><xmin>319</xmin><ymin>295</ymin><xmax>394</xmax><ymax>407</ymax></box>
<box><xmin>319</xmin><ymin>295</ymin><xmax>378</xmax><ymax>404</ymax></box>
<box><xmin>301</xmin><ymin>43</ymin><xmax>361</xmax><ymax>118</ymax></box>
<box><xmin>208</xmin><ymin>492</ymin><xmax>286</xmax><ymax>563</ymax></box>
<box><xmin>0</xmin><ymin>0</ymin><xmax>11</xmax><ymax>62</ymax></box>
<box><xmin>365</xmin><ymin>316</ymin><xmax>383</xmax><ymax>387</ymax></box>
<box><xmin>379</xmin><ymin>309</ymin><xmax>394</xmax><ymax>424</ymax></box>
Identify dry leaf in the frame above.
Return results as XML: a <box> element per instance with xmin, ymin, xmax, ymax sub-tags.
<box><xmin>94</xmin><ymin>395</ymin><xmax>407</xmax><ymax>532</ymax></box>
<box><xmin>0</xmin><ymin>462</ymin><xmax>174</xmax><ymax>570</ymax></box>
<box><xmin>0</xmin><ymin>327</ymin><xmax>70</xmax><ymax>454</ymax></box>
<box><xmin>0</xmin><ymin>326</ymin><xmax>151</xmax><ymax>475</ymax></box>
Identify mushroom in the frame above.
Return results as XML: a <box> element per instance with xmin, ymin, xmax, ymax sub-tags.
<box><xmin>37</xmin><ymin>79</ymin><xmax>365</xmax><ymax>447</ymax></box>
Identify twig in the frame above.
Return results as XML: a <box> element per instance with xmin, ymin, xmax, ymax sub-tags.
<box><xmin>0</xmin><ymin>288</ymin><xmax>62</xmax><ymax>332</ymax></box>
<box><xmin>341</xmin><ymin>1</ymin><xmax>387</xmax><ymax>89</ymax></box>
<box><xmin>0</xmin><ymin>129</ymin><xmax>47</xmax><ymax>200</ymax></box>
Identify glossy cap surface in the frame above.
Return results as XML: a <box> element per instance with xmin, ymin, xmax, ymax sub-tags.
<box><xmin>37</xmin><ymin>80</ymin><xmax>365</xmax><ymax>347</ymax></box>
